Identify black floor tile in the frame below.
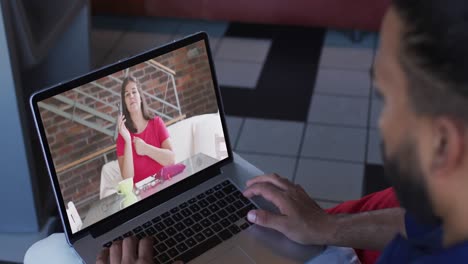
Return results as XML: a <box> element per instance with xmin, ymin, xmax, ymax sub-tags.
<box><xmin>221</xmin><ymin>23</ymin><xmax>325</xmax><ymax>122</ymax></box>
<box><xmin>363</xmin><ymin>164</ymin><xmax>391</xmax><ymax>196</ymax></box>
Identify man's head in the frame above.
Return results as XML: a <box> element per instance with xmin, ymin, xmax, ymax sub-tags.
<box><xmin>375</xmin><ymin>0</ymin><xmax>468</xmax><ymax>226</ymax></box>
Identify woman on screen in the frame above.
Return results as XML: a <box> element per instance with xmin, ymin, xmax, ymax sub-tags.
<box><xmin>116</xmin><ymin>76</ymin><xmax>175</xmax><ymax>184</ymax></box>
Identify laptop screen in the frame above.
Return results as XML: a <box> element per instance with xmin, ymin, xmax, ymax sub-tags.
<box><xmin>37</xmin><ymin>38</ymin><xmax>229</xmax><ymax>234</ymax></box>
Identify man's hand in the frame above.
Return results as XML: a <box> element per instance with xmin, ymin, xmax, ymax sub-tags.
<box><xmin>96</xmin><ymin>237</ymin><xmax>153</xmax><ymax>264</ymax></box>
<box><xmin>133</xmin><ymin>137</ymin><xmax>149</xmax><ymax>156</ymax></box>
<box><xmin>96</xmin><ymin>237</ymin><xmax>184</xmax><ymax>264</ymax></box>
<box><xmin>243</xmin><ymin>174</ymin><xmax>337</xmax><ymax>245</ymax></box>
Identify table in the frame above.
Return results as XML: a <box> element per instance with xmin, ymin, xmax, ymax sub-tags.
<box><xmin>26</xmin><ymin>153</ymin><xmax>330</xmax><ymax>264</ymax></box>
<box><xmin>82</xmin><ymin>153</ymin><xmax>219</xmax><ymax>229</ymax></box>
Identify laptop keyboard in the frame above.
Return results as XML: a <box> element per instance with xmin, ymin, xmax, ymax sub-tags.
<box><xmin>103</xmin><ymin>180</ymin><xmax>257</xmax><ymax>264</ymax></box>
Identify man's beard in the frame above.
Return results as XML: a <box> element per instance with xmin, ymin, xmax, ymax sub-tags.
<box><xmin>381</xmin><ymin>140</ymin><xmax>442</xmax><ymax>226</ymax></box>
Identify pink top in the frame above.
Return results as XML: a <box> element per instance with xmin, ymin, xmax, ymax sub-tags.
<box><xmin>116</xmin><ymin>117</ymin><xmax>170</xmax><ymax>184</ymax></box>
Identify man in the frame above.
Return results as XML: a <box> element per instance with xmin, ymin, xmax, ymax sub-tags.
<box><xmin>244</xmin><ymin>0</ymin><xmax>468</xmax><ymax>262</ymax></box>
<box><xmin>100</xmin><ymin>0</ymin><xmax>468</xmax><ymax>262</ymax></box>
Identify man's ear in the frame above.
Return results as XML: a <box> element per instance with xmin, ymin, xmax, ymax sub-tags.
<box><xmin>431</xmin><ymin>118</ymin><xmax>465</xmax><ymax>175</ymax></box>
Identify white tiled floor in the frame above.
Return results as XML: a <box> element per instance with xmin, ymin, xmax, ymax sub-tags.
<box><xmin>237</xmin><ymin>152</ymin><xmax>297</xmax><ymax>181</ymax></box>
<box><xmin>317</xmin><ymin>200</ymin><xmax>341</xmax><ymax>209</ymax></box>
<box><xmin>301</xmin><ymin>124</ymin><xmax>367</xmax><ymax>162</ymax></box>
<box><xmin>367</xmin><ymin>129</ymin><xmax>383</xmax><ymax>165</ymax></box>
<box><xmin>214</xmin><ymin>38</ymin><xmax>271</xmax><ymax>88</ymax></box>
<box><xmin>370</xmin><ymin>96</ymin><xmax>383</xmax><ymax>129</ymax></box>
<box><xmin>314</xmin><ymin>69</ymin><xmax>371</xmax><ymax>97</ymax></box>
<box><xmin>308</xmin><ymin>95</ymin><xmax>369</xmax><ymax>127</ymax></box>
<box><xmin>174</xmin><ymin>20</ymin><xmax>229</xmax><ymax>52</ymax></box>
<box><xmin>319</xmin><ymin>47</ymin><xmax>375</xmax><ymax>70</ymax></box>
<box><xmin>214</xmin><ymin>60</ymin><xmax>264</xmax><ymax>89</ymax></box>
<box><xmin>225</xmin><ymin>116</ymin><xmax>244</xmax><ymax>148</ymax></box>
<box><xmin>91</xmin><ymin>19</ymin><xmax>382</xmax><ymax>206</ymax></box>
<box><xmin>236</xmin><ymin>118</ymin><xmax>304</xmax><ymax>156</ymax></box>
<box><xmin>323</xmin><ymin>30</ymin><xmax>377</xmax><ymax>49</ymax></box>
<box><xmin>216</xmin><ymin>37</ymin><xmax>272</xmax><ymax>63</ymax></box>
<box><xmin>295</xmin><ymin>158</ymin><xmax>364</xmax><ymax>201</ymax></box>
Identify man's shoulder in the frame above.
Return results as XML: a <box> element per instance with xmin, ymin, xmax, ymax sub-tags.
<box><xmin>379</xmin><ymin>213</ymin><xmax>468</xmax><ymax>263</ymax></box>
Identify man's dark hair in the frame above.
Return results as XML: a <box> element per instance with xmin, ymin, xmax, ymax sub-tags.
<box><xmin>393</xmin><ymin>0</ymin><xmax>468</xmax><ymax>122</ymax></box>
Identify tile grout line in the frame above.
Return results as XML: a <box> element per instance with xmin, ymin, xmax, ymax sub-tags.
<box><xmin>306</xmin><ymin>121</ymin><xmax>369</xmax><ymax>130</ymax></box>
<box><xmin>236</xmin><ymin>150</ymin><xmax>297</xmax><ymax>159</ymax></box>
<box><xmin>214</xmin><ymin>57</ymin><xmax>270</xmax><ymax>65</ymax></box>
<box><xmin>291</xmin><ymin>30</ymin><xmax>323</xmax><ymax>183</ymax></box>
<box><xmin>361</xmin><ymin>48</ymin><xmax>378</xmax><ymax>197</ymax></box>
<box><xmin>316</xmin><ymin>64</ymin><xmax>374</xmax><ymax>73</ymax></box>
<box><xmin>313</xmin><ymin>91</ymin><xmax>370</xmax><ymax>99</ymax></box>
<box><xmin>294</xmin><ymin>27</ymin><xmax>329</xmax><ymax>181</ymax></box>
<box><xmin>299</xmin><ymin>155</ymin><xmax>366</xmax><ymax>165</ymax></box>
<box><xmin>318</xmin><ymin>64</ymin><xmax>373</xmax><ymax>71</ymax></box>
<box><xmin>235</xmin><ymin>149</ymin><xmax>367</xmax><ymax>166</ymax></box>
<box><xmin>291</xmin><ymin>122</ymin><xmax>308</xmax><ymax>183</ymax></box>
<box><xmin>212</xmin><ymin>33</ymin><xmax>226</xmax><ymax>58</ymax></box>
<box><xmin>290</xmin><ymin>29</ymin><xmax>329</xmax><ymax>183</ymax></box>
<box><xmin>313</xmin><ymin>197</ymin><xmax>345</xmax><ymax>204</ymax></box>
<box><xmin>233</xmin><ymin>118</ymin><xmax>246</xmax><ymax>150</ymax></box>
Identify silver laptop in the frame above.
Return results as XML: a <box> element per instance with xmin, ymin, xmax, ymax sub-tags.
<box><xmin>30</xmin><ymin>32</ymin><xmax>323</xmax><ymax>263</ymax></box>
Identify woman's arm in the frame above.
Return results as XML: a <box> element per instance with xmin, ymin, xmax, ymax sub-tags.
<box><xmin>117</xmin><ymin>114</ymin><xmax>134</xmax><ymax>179</ymax></box>
<box><xmin>118</xmin><ymin>141</ymin><xmax>134</xmax><ymax>179</ymax></box>
<box><xmin>134</xmin><ymin>138</ymin><xmax>175</xmax><ymax>166</ymax></box>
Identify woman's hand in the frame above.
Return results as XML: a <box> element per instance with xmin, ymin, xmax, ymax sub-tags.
<box><xmin>133</xmin><ymin>137</ymin><xmax>149</xmax><ymax>156</ymax></box>
<box><xmin>243</xmin><ymin>174</ymin><xmax>337</xmax><ymax>245</ymax></box>
<box><xmin>118</xmin><ymin>114</ymin><xmax>131</xmax><ymax>143</ymax></box>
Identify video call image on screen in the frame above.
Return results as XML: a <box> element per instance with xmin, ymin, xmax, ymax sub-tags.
<box><xmin>38</xmin><ymin>40</ymin><xmax>228</xmax><ymax>233</ymax></box>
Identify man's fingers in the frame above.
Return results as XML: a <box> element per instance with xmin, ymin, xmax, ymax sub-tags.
<box><xmin>138</xmin><ymin>237</ymin><xmax>154</xmax><ymax>261</ymax></box>
<box><xmin>247</xmin><ymin>209</ymin><xmax>287</xmax><ymax>233</ymax></box>
<box><xmin>109</xmin><ymin>240</ymin><xmax>122</xmax><ymax>264</ymax></box>
<box><xmin>122</xmin><ymin>237</ymin><xmax>138</xmax><ymax>262</ymax></box>
<box><xmin>243</xmin><ymin>182</ymin><xmax>289</xmax><ymax>212</ymax></box>
<box><xmin>95</xmin><ymin>248</ymin><xmax>109</xmax><ymax>264</ymax></box>
<box><xmin>246</xmin><ymin>174</ymin><xmax>292</xmax><ymax>191</ymax></box>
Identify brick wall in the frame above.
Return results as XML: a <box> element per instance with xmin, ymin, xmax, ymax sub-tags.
<box><xmin>39</xmin><ymin>40</ymin><xmax>218</xmax><ymax>218</ymax></box>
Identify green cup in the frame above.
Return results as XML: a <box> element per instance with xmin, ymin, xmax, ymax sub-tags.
<box><xmin>117</xmin><ymin>178</ymin><xmax>138</xmax><ymax>208</ymax></box>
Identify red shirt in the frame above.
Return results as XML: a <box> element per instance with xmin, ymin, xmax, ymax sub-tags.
<box><xmin>116</xmin><ymin>117</ymin><xmax>170</xmax><ymax>184</ymax></box>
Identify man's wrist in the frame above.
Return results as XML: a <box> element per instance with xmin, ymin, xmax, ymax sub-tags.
<box><xmin>307</xmin><ymin>214</ymin><xmax>340</xmax><ymax>246</ymax></box>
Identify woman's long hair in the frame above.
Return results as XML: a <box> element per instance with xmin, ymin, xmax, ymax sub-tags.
<box><xmin>120</xmin><ymin>76</ymin><xmax>154</xmax><ymax>133</ymax></box>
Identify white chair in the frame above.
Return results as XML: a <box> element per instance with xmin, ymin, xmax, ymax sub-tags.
<box><xmin>66</xmin><ymin>201</ymin><xmax>82</xmax><ymax>233</ymax></box>
<box><xmin>215</xmin><ymin>133</ymin><xmax>228</xmax><ymax>160</ymax></box>
<box><xmin>99</xmin><ymin>160</ymin><xmax>122</xmax><ymax>199</ymax></box>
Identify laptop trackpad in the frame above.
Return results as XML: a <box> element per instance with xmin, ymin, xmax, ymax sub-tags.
<box><xmin>208</xmin><ymin>246</ymin><xmax>255</xmax><ymax>264</ymax></box>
